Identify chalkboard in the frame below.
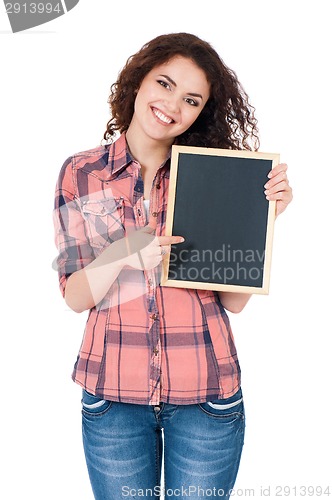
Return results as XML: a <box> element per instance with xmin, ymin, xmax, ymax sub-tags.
<box><xmin>161</xmin><ymin>146</ymin><xmax>280</xmax><ymax>294</ymax></box>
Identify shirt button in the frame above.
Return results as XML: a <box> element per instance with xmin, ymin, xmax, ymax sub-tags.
<box><xmin>152</xmin><ymin>212</ymin><xmax>158</xmax><ymax>217</ymax></box>
<box><xmin>153</xmin><ymin>347</ymin><xmax>159</xmax><ymax>355</ymax></box>
<box><xmin>137</xmin><ymin>209</ymin><xmax>142</xmax><ymax>216</ymax></box>
<box><xmin>148</xmin><ymin>279</ymin><xmax>153</xmax><ymax>286</ymax></box>
<box><xmin>151</xmin><ymin>313</ymin><xmax>158</xmax><ymax>320</ymax></box>
<box><xmin>156</xmin><ymin>184</ymin><xmax>161</xmax><ymax>189</ymax></box>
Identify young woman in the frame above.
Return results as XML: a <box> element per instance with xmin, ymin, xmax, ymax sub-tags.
<box><xmin>54</xmin><ymin>33</ymin><xmax>292</xmax><ymax>499</ymax></box>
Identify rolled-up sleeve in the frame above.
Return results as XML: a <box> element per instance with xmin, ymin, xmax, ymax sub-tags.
<box><xmin>53</xmin><ymin>157</ymin><xmax>94</xmax><ymax>297</ymax></box>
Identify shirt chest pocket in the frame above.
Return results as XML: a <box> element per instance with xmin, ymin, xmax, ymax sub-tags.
<box><xmin>81</xmin><ymin>197</ymin><xmax>125</xmax><ymax>248</ymax></box>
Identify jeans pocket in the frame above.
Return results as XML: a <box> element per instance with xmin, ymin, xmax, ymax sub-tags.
<box><xmin>81</xmin><ymin>389</ymin><xmax>113</xmax><ymax>416</ymax></box>
<box><xmin>198</xmin><ymin>388</ymin><xmax>245</xmax><ymax>421</ymax></box>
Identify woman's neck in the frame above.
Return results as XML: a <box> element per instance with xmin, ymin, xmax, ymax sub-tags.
<box><xmin>125</xmin><ymin>127</ymin><xmax>171</xmax><ymax>172</ymax></box>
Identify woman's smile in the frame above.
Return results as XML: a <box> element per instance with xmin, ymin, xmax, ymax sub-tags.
<box><xmin>151</xmin><ymin>106</ymin><xmax>175</xmax><ymax>125</ymax></box>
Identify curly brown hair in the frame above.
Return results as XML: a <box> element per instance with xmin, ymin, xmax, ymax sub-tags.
<box><xmin>103</xmin><ymin>33</ymin><xmax>259</xmax><ymax>151</ymax></box>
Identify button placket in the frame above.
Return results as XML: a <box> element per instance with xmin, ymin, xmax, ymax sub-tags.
<box><xmin>149</xmin><ymin>173</ymin><xmax>161</xmax><ymax>223</ymax></box>
<box><xmin>150</xmin><ymin>313</ymin><xmax>160</xmax><ymax>356</ymax></box>
<box><xmin>134</xmin><ymin>197</ymin><xmax>146</xmax><ymax>227</ymax></box>
<box><xmin>146</xmin><ymin>168</ymin><xmax>165</xmax><ymax>405</ymax></box>
<box><xmin>149</xmin><ymin>311</ymin><xmax>161</xmax><ymax>402</ymax></box>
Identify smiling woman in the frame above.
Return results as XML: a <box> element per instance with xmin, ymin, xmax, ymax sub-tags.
<box><xmin>126</xmin><ymin>56</ymin><xmax>210</xmax><ymax>153</ymax></box>
<box><xmin>53</xmin><ymin>32</ymin><xmax>293</xmax><ymax>500</ymax></box>
<box><xmin>104</xmin><ymin>33</ymin><xmax>260</xmax><ymax>151</ymax></box>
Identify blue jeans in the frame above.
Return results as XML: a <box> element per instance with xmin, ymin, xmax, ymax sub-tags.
<box><xmin>82</xmin><ymin>388</ymin><xmax>245</xmax><ymax>499</ymax></box>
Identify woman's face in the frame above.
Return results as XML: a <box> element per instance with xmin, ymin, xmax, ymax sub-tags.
<box><xmin>129</xmin><ymin>56</ymin><xmax>210</xmax><ymax>146</ymax></box>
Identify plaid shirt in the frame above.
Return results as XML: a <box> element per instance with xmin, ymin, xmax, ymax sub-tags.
<box><xmin>53</xmin><ymin>133</ymin><xmax>241</xmax><ymax>405</ymax></box>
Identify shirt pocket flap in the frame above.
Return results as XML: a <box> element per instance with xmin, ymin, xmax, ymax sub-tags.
<box><xmin>82</xmin><ymin>197</ymin><xmax>124</xmax><ymax>216</ymax></box>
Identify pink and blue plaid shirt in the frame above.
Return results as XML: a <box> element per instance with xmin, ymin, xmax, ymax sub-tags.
<box><xmin>53</xmin><ymin>133</ymin><xmax>241</xmax><ymax>405</ymax></box>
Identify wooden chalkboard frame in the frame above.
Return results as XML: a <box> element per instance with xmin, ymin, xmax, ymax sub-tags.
<box><xmin>161</xmin><ymin>145</ymin><xmax>280</xmax><ymax>294</ymax></box>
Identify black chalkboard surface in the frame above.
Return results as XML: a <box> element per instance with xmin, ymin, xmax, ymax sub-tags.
<box><xmin>161</xmin><ymin>146</ymin><xmax>280</xmax><ymax>294</ymax></box>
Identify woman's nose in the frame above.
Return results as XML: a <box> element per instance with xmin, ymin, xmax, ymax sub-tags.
<box><xmin>165</xmin><ymin>94</ymin><xmax>181</xmax><ymax>114</ymax></box>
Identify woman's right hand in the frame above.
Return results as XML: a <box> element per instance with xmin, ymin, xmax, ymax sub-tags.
<box><xmin>64</xmin><ymin>226</ymin><xmax>184</xmax><ymax>313</ymax></box>
<box><xmin>121</xmin><ymin>225</ymin><xmax>185</xmax><ymax>271</ymax></box>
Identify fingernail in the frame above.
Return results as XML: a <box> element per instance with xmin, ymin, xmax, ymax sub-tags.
<box><xmin>179</xmin><ymin>237</ymin><xmax>185</xmax><ymax>243</ymax></box>
<box><xmin>268</xmin><ymin>172</ymin><xmax>272</xmax><ymax>178</ymax></box>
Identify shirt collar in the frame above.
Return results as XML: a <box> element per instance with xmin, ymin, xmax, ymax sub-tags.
<box><xmin>106</xmin><ymin>132</ymin><xmax>171</xmax><ymax>177</ymax></box>
<box><xmin>106</xmin><ymin>132</ymin><xmax>133</xmax><ymax>176</ymax></box>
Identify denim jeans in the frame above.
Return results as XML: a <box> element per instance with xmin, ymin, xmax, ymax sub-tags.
<box><xmin>82</xmin><ymin>387</ymin><xmax>245</xmax><ymax>499</ymax></box>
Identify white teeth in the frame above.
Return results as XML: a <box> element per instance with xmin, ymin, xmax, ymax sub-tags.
<box><xmin>153</xmin><ymin>108</ymin><xmax>173</xmax><ymax>124</ymax></box>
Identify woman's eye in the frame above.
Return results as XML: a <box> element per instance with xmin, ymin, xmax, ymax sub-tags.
<box><xmin>185</xmin><ymin>97</ymin><xmax>198</xmax><ymax>107</ymax></box>
<box><xmin>157</xmin><ymin>80</ymin><xmax>170</xmax><ymax>89</ymax></box>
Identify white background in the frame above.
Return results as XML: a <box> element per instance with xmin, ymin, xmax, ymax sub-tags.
<box><xmin>1</xmin><ymin>1</ymin><xmax>331</xmax><ymax>498</ymax></box>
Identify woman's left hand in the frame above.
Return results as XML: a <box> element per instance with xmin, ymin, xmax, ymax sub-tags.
<box><xmin>264</xmin><ymin>163</ymin><xmax>293</xmax><ymax>217</ymax></box>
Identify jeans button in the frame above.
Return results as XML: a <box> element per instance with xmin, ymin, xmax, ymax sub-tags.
<box><xmin>154</xmin><ymin>406</ymin><xmax>161</xmax><ymax>412</ymax></box>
